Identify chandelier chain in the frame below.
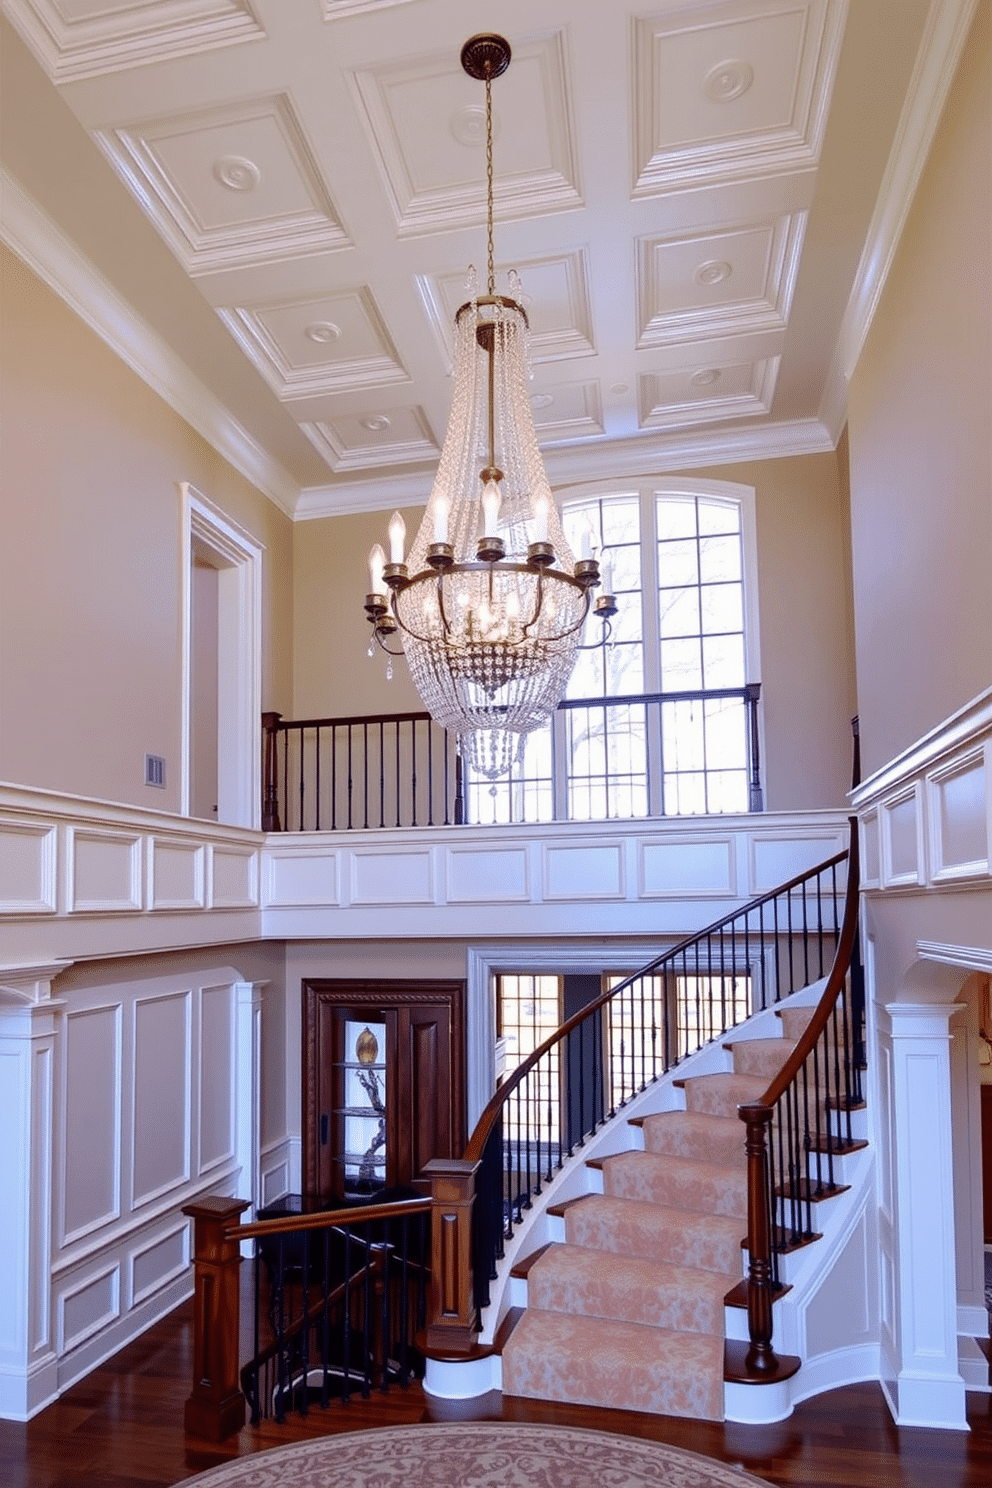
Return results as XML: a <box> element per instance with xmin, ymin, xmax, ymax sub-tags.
<box><xmin>486</xmin><ymin>73</ymin><xmax>495</xmax><ymax>295</ymax></box>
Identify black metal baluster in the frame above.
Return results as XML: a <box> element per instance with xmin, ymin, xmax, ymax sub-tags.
<box><xmin>251</xmin><ymin>1237</ymin><xmax>261</xmax><ymax>1423</ymax></box>
<box><xmin>395</xmin><ymin>721</ymin><xmax>401</xmax><ymax>828</ymax></box>
<box><xmin>321</xmin><ymin>1228</ymin><xmax>331</xmax><ymax>1408</ymax></box>
<box><xmin>331</xmin><ymin>725</ymin><xmax>338</xmax><ymax>832</ymax></box>
<box><xmin>427</xmin><ymin>721</ymin><xmax>435</xmax><ymax>826</ymax></box>
<box><xmin>298</xmin><ymin>728</ymin><xmax>305</xmax><ymax>831</ymax></box>
<box><xmin>411</xmin><ymin>722</ymin><xmax>418</xmax><ymax>828</ymax></box>
<box><xmin>315</xmin><ymin>729</ymin><xmax>321</xmax><ymax>831</ymax></box>
<box><xmin>342</xmin><ymin>1228</ymin><xmax>352</xmax><ymax>1403</ymax></box>
<box><xmin>347</xmin><ymin>725</ymin><xmax>354</xmax><ymax>830</ymax></box>
<box><xmin>379</xmin><ymin>720</ymin><xmax>386</xmax><ymax>828</ymax></box>
<box><xmin>299</xmin><ymin>1230</ymin><xmax>310</xmax><ymax>1416</ymax></box>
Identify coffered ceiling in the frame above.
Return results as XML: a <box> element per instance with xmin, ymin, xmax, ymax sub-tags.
<box><xmin>0</xmin><ymin>0</ymin><xmax>962</xmax><ymax>518</ymax></box>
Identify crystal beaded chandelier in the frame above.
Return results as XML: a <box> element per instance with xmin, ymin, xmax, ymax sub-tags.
<box><xmin>364</xmin><ymin>33</ymin><xmax>615</xmax><ymax>780</ymax></box>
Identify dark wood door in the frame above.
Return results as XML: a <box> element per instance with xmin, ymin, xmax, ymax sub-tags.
<box><xmin>302</xmin><ymin>979</ymin><xmax>466</xmax><ymax>1201</ymax></box>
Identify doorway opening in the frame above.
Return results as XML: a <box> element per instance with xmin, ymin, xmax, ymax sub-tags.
<box><xmin>181</xmin><ymin>483</ymin><xmax>263</xmax><ymax>829</ymax></box>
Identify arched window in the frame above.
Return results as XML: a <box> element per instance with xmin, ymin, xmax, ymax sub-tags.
<box><xmin>464</xmin><ymin>479</ymin><xmax>761</xmax><ymax>823</ymax></box>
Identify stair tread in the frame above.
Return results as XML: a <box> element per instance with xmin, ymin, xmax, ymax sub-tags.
<box><xmin>502</xmin><ymin>1309</ymin><xmax>726</xmax><ymax>1420</ymax></box>
<box><xmin>524</xmin><ymin>1243</ymin><xmax>732</xmax><ymax>1334</ymax></box>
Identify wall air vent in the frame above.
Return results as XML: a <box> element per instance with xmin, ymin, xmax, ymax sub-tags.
<box><xmin>145</xmin><ymin>754</ymin><xmax>166</xmax><ymax>789</ymax></box>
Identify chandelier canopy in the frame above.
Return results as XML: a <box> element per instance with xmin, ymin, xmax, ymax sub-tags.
<box><xmin>364</xmin><ymin>34</ymin><xmax>615</xmax><ymax>780</ymax></box>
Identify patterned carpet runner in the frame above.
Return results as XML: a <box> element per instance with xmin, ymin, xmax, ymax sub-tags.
<box><xmin>501</xmin><ymin>1011</ymin><xmax>816</xmax><ymax>1421</ymax></box>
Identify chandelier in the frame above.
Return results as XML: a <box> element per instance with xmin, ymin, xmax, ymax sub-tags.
<box><xmin>364</xmin><ymin>33</ymin><xmax>615</xmax><ymax>780</ymax></box>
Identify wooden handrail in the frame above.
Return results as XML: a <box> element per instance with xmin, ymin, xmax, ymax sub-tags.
<box><xmin>229</xmin><ymin>1197</ymin><xmax>430</xmax><ymax>1243</ymax></box>
<box><xmin>464</xmin><ymin>847</ymin><xmax>848</xmax><ymax>1164</ymax></box>
<box><xmin>753</xmin><ymin>819</ymin><xmax>859</xmax><ymax>1111</ymax></box>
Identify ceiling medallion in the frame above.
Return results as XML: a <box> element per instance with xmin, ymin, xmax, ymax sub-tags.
<box><xmin>213</xmin><ymin>155</ymin><xmax>260</xmax><ymax>192</ymax></box>
<box><xmin>695</xmin><ymin>259</ymin><xmax>732</xmax><ymax>286</ymax></box>
<box><xmin>530</xmin><ymin>392</ymin><xmax>554</xmax><ymax>410</ymax></box>
<box><xmin>361</xmin><ymin>415</ymin><xmax>391</xmax><ymax>432</ymax></box>
<box><xmin>362</xmin><ymin>33</ymin><xmax>616</xmax><ymax>782</ymax></box>
<box><xmin>703</xmin><ymin>59</ymin><xmax>754</xmax><ymax>103</ymax></box>
<box><xmin>305</xmin><ymin>320</ymin><xmax>342</xmax><ymax>344</ymax></box>
<box><xmin>451</xmin><ymin>104</ymin><xmax>494</xmax><ymax>147</ymax></box>
<box><xmin>691</xmin><ymin>368</ymin><xmax>721</xmax><ymax>387</ymax></box>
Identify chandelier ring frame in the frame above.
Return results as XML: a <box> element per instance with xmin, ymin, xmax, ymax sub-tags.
<box><xmin>455</xmin><ymin>294</ymin><xmax>529</xmax><ymax>332</ymax></box>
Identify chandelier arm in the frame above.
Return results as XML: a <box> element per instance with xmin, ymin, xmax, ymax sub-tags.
<box><xmin>435</xmin><ymin>572</ymin><xmax>453</xmax><ymax>637</ymax></box>
<box><xmin>578</xmin><ymin>616</ymin><xmax>614</xmax><ymax>649</ymax></box>
<box><xmin>371</xmin><ymin>624</ymin><xmax>405</xmax><ymax>657</ymax></box>
<box><xmin>520</xmin><ymin>565</ymin><xmax>544</xmax><ymax>638</ymax></box>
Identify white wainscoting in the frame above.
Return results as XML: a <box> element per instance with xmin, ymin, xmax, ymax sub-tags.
<box><xmin>262</xmin><ymin>811</ymin><xmax>850</xmax><ymax>941</ymax></box>
<box><xmin>854</xmin><ymin>689</ymin><xmax>992</xmax><ymax>894</ymax></box>
<box><xmin>0</xmin><ymin>964</ymin><xmax>264</xmax><ymax>1419</ymax></box>
<box><xmin>0</xmin><ymin>783</ymin><xmax>263</xmax><ymax>964</ymax></box>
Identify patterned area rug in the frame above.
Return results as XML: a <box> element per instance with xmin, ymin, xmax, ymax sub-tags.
<box><xmin>181</xmin><ymin>1424</ymin><xmax>772</xmax><ymax>1488</ymax></box>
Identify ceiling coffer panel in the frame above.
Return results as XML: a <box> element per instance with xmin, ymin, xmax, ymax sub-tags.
<box><xmin>93</xmin><ymin>94</ymin><xmax>350</xmax><ymax>275</ymax></box>
<box><xmin>528</xmin><ymin>382</ymin><xmax>605</xmax><ymax>444</ymax></box>
<box><xmin>636</xmin><ymin>213</ymin><xmax>807</xmax><ymax>348</ymax></box>
<box><xmin>632</xmin><ymin>0</ymin><xmax>847</xmax><ymax>196</ymax></box>
<box><xmin>217</xmin><ymin>289</ymin><xmax>408</xmax><ymax>400</ymax></box>
<box><xmin>301</xmin><ymin>407</ymin><xmax>439</xmax><ymax>473</ymax></box>
<box><xmin>638</xmin><ymin>358</ymin><xmax>781</xmax><ymax>431</ymax></box>
<box><xmin>4</xmin><ymin>0</ymin><xmax>265</xmax><ymax>82</ymax></box>
<box><xmin>417</xmin><ymin>250</ymin><xmax>596</xmax><ymax>374</ymax></box>
<box><xmin>350</xmin><ymin>29</ymin><xmax>581</xmax><ymax>235</ymax></box>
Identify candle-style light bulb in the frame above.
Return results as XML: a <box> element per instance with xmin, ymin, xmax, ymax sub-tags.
<box><xmin>601</xmin><ymin>557</ymin><xmax>614</xmax><ymax>595</ymax></box>
<box><xmin>533</xmin><ymin>494</ymin><xmax>549</xmax><ymax>543</ymax></box>
<box><xmin>388</xmin><ymin>511</ymin><xmax>406</xmax><ymax>564</ymax></box>
<box><xmin>368</xmin><ymin>543</ymin><xmax>386</xmax><ymax>595</ymax></box>
<box><xmin>433</xmin><ymin>496</ymin><xmax>449</xmax><ymax>545</ymax></box>
<box><xmin>580</xmin><ymin>523</ymin><xmax>593</xmax><ymax>560</ymax></box>
<box><xmin>482</xmin><ymin>479</ymin><xmax>501</xmax><ymax>538</ymax></box>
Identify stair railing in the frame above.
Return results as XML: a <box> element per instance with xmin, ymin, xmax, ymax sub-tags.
<box><xmin>736</xmin><ymin>815</ymin><xmax>862</xmax><ymax>1379</ymax></box>
<box><xmin>423</xmin><ymin>844</ymin><xmax>850</xmax><ymax>1355</ymax></box>
<box><xmin>183</xmin><ymin>1194</ymin><xmax>431</xmax><ymax>1441</ymax></box>
<box><xmin>260</xmin><ymin>684</ymin><xmax>763</xmax><ymax>832</ymax></box>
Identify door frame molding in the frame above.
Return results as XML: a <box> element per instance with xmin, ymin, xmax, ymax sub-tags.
<box><xmin>180</xmin><ymin>483</ymin><xmax>263</xmax><ymax>829</ymax></box>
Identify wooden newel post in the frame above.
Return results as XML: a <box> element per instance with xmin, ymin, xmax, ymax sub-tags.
<box><xmin>183</xmin><ymin>1197</ymin><xmax>249</xmax><ymax>1441</ymax></box>
<box><xmin>423</xmin><ymin>1157</ymin><xmax>480</xmax><ymax>1353</ymax></box>
<box><xmin>738</xmin><ymin>1103</ymin><xmax>779</xmax><ymax>1375</ymax></box>
<box><xmin>261</xmin><ymin>711</ymin><xmax>282</xmax><ymax>832</ymax></box>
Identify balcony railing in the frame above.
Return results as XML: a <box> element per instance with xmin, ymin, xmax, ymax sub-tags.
<box><xmin>262</xmin><ymin>684</ymin><xmax>762</xmax><ymax>832</ymax></box>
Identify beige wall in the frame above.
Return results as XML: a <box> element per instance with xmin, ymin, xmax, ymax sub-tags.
<box><xmin>691</xmin><ymin>451</ymin><xmax>856</xmax><ymax>810</ymax></box>
<box><xmin>847</xmin><ymin>4</ymin><xmax>991</xmax><ymax>778</ymax></box>
<box><xmin>0</xmin><ymin>246</ymin><xmax>294</xmax><ymax>811</ymax></box>
<box><xmin>293</xmin><ymin>506</ymin><xmax>425</xmax><ymax>721</ymax></box>
<box><xmin>292</xmin><ymin>451</ymin><xmax>855</xmax><ymax>812</ymax></box>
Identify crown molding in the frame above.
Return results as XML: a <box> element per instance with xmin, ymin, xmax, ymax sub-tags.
<box><xmin>818</xmin><ymin>0</ymin><xmax>980</xmax><ymax>440</ymax></box>
<box><xmin>295</xmin><ymin>415</ymin><xmax>836</xmax><ymax>521</ymax></box>
<box><xmin>917</xmin><ymin>941</ymin><xmax>992</xmax><ymax>974</ymax></box>
<box><xmin>0</xmin><ymin>167</ymin><xmax>300</xmax><ymax>519</ymax></box>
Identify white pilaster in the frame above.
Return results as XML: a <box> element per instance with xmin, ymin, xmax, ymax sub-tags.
<box><xmin>879</xmin><ymin>999</ymin><xmax>968</xmax><ymax>1429</ymax></box>
<box><xmin>233</xmin><ymin>981</ymin><xmax>264</xmax><ymax>1254</ymax></box>
<box><xmin>0</xmin><ymin>963</ymin><xmax>69</xmax><ymax>1419</ymax></box>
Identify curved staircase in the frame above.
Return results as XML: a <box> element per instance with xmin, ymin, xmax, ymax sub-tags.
<box><xmin>497</xmin><ymin>999</ymin><xmax>867</xmax><ymax>1421</ymax></box>
<box><xmin>423</xmin><ymin>823</ymin><xmax>866</xmax><ymax>1423</ymax></box>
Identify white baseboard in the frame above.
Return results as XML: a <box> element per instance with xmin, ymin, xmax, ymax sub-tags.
<box><xmin>0</xmin><ymin>1352</ymin><xmax>59</xmax><ymax>1422</ymax></box>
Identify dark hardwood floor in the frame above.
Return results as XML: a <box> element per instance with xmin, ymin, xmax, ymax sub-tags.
<box><xmin>1</xmin><ymin>1300</ymin><xmax>990</xmax><ymax>1488</ymax></box>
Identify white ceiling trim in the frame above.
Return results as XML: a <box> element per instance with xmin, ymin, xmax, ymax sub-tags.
<box><xmin>0</xmin><ymin>167</ymin><xmax>299</xmax><ymax>519</ymax></box>
<box><xmin>3</xmin><ymin>0</ymin><xmax>265</xmax><ymax>84</ymax></box>
<box><xmin>818</xmin><ymin>0</ymin><xmax>980</xmax><ymax>440</ymax></box>
<box><xmin>294</xmin><ymin>415</ymin><xmax>835</xmax><ymax>521</ymax></box>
